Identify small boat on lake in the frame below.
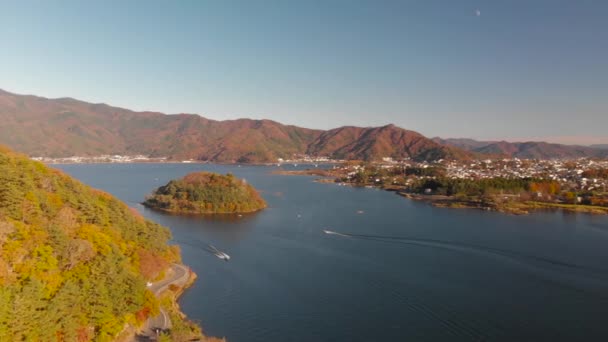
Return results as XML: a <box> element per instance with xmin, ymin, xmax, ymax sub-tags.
<box><xmin>209</xmin><ymin>245</ymin><xmax>231</xmax><ymax>261</ymax></box>
<box><xmin>214</xmin><ymin>252</ymin><xmax>230</xmax><ymax>261</ymax></box>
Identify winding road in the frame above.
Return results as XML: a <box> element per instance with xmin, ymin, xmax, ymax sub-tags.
<box><xmin>136</xmin><ymin>263</ymin><xmax>191</xmax><ymax>341</ymax></box>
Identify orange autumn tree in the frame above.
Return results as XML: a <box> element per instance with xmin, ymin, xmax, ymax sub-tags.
<box><xmin>529</xmin><ymin>181</ymin><xmax>561</xmax><ymax>195</ymax></box>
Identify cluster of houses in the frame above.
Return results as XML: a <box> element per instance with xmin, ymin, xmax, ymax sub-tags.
<box><xmin>31</xmin><ymin>155</ymin><xmax>168</xmax><ymax>164</ymax></box>
<box><xmin>277</xmin><ymin>154</ymin><xmax>340</xmax><ymax>164</ymax></box>
<box><xmin>328</xmin><ymin>157</ymin><xmax>608</xmax><ymax>196</ymax></box>
<box><xmin>443</xmin><ymin>158</ymin><xmax>608</xmax><ymax>193</ymax></box>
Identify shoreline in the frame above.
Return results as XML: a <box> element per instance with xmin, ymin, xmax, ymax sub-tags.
<box><xmin>398</xmin><ymin>192</ymin><xmax>608</xmax><ymax>215</ymax></box>
<box><xmin>141</xmin><ymin>202</ymin><xmax>267</xmax><ymax>216</ymax></box>
<box><xmin>44</xmin><ymin>160</ymin><xmax>340</xmax><ymax>166</ymax></box>
<box><xmin>118</xmin><ymin>264</ymin><xmax>222</xmax><ymax>342</ymax></box>
<box><xmin>277</xmin><ymin>170</ymin><xmax>608</xmax><ymax>215</ymax></box>
<box><xmin>157</xmin><ymin>267</ymin><xmax>226</xmax><ymax>342</ymax></box>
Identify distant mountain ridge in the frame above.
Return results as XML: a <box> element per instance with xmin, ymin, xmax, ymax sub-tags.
<box><xmin>1</xmin><ymin>88</ymin><xmax>604</xmax><ymax>162</ymax></box>
<box><xmin>434</xmin><ymin>138</ymin><xmax>608</xmax><ymax>159</ymax></box>
<box><xmin>0</xmin><ymin>89</ymin><xmax>461</xmax><ymax>162</ymax></box>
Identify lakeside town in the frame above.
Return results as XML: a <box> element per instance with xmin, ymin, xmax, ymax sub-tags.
<box><xmin>278</xmin><ymin>156</ymin><xmax>608</xmax><ymax>214</ymax></box>
<box><xmin>31</xmin><ymin>154</ymin><xmax>170</xmax><ymax>164</ymax></box>
<box><xmin>31</xmin><ymin>153</ymin><xmax>608</xmax><ymax>214</ymax></box>
<box><xmin>30</xmin><ymin>153</ymin><xmax>341</xmax><ymax>165</ymax></box>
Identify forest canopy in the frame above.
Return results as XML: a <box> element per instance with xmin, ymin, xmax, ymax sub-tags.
<box><xmin>143</xmin><ymin>172</ymin><xmax>267</xmax><ymax>214</ymax></box>
<box><xmin>0</xmin><ymin>146</ymin><xmax>179</xmax><ymax>341</ymax></box>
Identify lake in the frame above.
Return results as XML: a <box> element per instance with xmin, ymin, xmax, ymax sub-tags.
<box><xmin>55</xmin><ymin>163</ymin><xmax>608</xmax><ymax>341</ymax></box>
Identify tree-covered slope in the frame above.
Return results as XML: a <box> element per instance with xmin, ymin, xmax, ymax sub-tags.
<box><xmin>0</xmin><ymin>89</ymin><xmax>464</xmax><ymax>162</ymax></box>
<box><xmin>0</xmin><ymin>89</ymin><xmax>322</xmax><ymax>162</ymax></box>
<box><xmin>144</xmin><ymin>172</ymin><xmax>267</xmax><ymax>214</ymax></box>
<box><xmin>0</xmin><ymin>146</ymin><xmax>180</xmax><ymax>341</ymax></box>
<box><xmin>307</xmin><ymin>124</ymin><xmax>471</xmax><ymax>161</ymax></box>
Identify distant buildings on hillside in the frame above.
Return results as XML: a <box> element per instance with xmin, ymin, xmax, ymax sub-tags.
<box><xmin>31</xmin><ymin>155</ymin><xmax>167</xmax><ymax>164</ymax></box>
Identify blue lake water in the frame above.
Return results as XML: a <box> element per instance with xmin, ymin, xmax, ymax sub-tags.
<box><xmin>55</xmin><ymin>163</ymin><xmax>608</xmax><ymax>341</ymax></box>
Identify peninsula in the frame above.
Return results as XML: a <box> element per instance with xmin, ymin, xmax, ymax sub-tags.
<box><xmin>143</xmin><ymin>172</ymin><xmax>267</xmax><ymax>214</ymax></box>
<box><xmin>280</xmin><ymin>159</ymin><xmax>608</xmax><ymax>215</ymax></box>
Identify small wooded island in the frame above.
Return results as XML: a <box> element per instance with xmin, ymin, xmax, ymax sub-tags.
<box><xmin>144</xmin><ymin>172</ymin><xmax>267</xmax><ymax>214</ymax></box>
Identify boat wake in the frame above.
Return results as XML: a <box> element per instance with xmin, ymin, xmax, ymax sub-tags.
<box><xmin>322</xmin><ymin>231</ymin><xmax>608</xmax><ymax>282</ymax></box>
<box><xmin>172</xmin><ymin>238</ymin><xmax>230</xmax><ymax>261</ymax></box>
<box><xmin>322</xmin><ymin>229</ymin><xmax>350</xmax><ymax>238</ymax></box>
<box><xmin>208</xmin><ymin>244</ymin><xmax>231</xmax><ymax>261</ymax></box>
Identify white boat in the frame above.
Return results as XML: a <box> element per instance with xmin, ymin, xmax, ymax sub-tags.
<box><xmin>209</xmin><ymin>245</ymin><xmax>230</xmax><ymax>261</ymax></box>
<box><xmin>214</xmin><ymin>252</ymin><xmax>230</xmax><ymax>261</ymax></box>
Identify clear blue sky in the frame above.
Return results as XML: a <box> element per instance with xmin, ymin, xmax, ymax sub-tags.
<box><xmin>1</xmin><ymin>0</ymin><xmax>607</xmax><ymax>144</ymax></box>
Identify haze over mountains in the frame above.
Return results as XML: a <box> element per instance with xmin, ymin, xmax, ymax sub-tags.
<box><xmin>0</xmin><ymin>88</ymin><xmax>606</xmax><ymax>162</ymax></box>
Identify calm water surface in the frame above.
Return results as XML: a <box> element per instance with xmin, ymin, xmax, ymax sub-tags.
<box><xmin>55</xmin><ymin>163</ymin><xmax>608</xmax><ymax>341</ymax></box>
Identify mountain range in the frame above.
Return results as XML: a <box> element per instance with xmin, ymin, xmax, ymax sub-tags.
<box><xmin>433</xmin><ymin>138</ymin><xmax>608</xmax><ymax>159</ymax></box>
<box><xmin>0</xmin><ymin>89</ymin><xmax>464</xmax><ymax>162</ymax></box>
<box><xmin>0</xmin><ymin>88</ymin><xmax>606</xmax><ymax>162</ymax></box>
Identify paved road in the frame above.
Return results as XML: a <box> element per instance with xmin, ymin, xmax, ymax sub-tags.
<box><xmin>136</xmin><ymin>263</ymin><xmax>190</xmax><ymax>341</ymax></box>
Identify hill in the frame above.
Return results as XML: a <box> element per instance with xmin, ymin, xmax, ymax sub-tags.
<box><xmin>0</xmin><ymin>146</ymin><xmax>204</xmax><ymax>341</ymax></box>
<box><xmin>144</xmin><ymin>172</ymin><xmax>267</xmax><ymax>214</ymax></box>
<box><xmin>437</xmin><ymin>138</ymin><xmax>608</xmax><ymax>159</ymax></box>
<box><xmin>0</xmin><ymin>89</ymin><xmax>458</xmax><ymax>162</ymax></box>
<box><xmin>309</xmin><ymin>125</ymin><xmax>471</xmax><ymax>162</ymax></box>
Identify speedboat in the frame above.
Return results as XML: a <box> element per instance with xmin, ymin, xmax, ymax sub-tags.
<box><xmin>214</xmin><ymin>252</ymin><xmax>230</xmax><ymax>261</ymax></box>
<box><xmin>209</xmin><ymin>245</ymin><xmax>230</xmax><ymax>261</ymax></box>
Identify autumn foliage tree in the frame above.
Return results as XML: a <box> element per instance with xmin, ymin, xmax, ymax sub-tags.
<box><xmin>528</xmin><ymin>181</ymin><xmax>561</xmax><ymax>195</ymax></box>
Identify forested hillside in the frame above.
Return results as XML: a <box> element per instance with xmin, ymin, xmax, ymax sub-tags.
<box><xmin>308</xmin><ymin>125</ymin><xmax>470</xmax><ymax>161</ymax></box>
<box><xmin>144</xmin><ymin>172</ymin><xmax>267</xmax><ymax>214</ymax></box>
<box><xmin>0</xmin><ymin>89</ymin><xmax>463</xmax><ymax>162</ymax></box>
<box><xmin>0</xmin><ymin>146</ymin><xmax>181</xmax><ymax>341</ymax></box>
